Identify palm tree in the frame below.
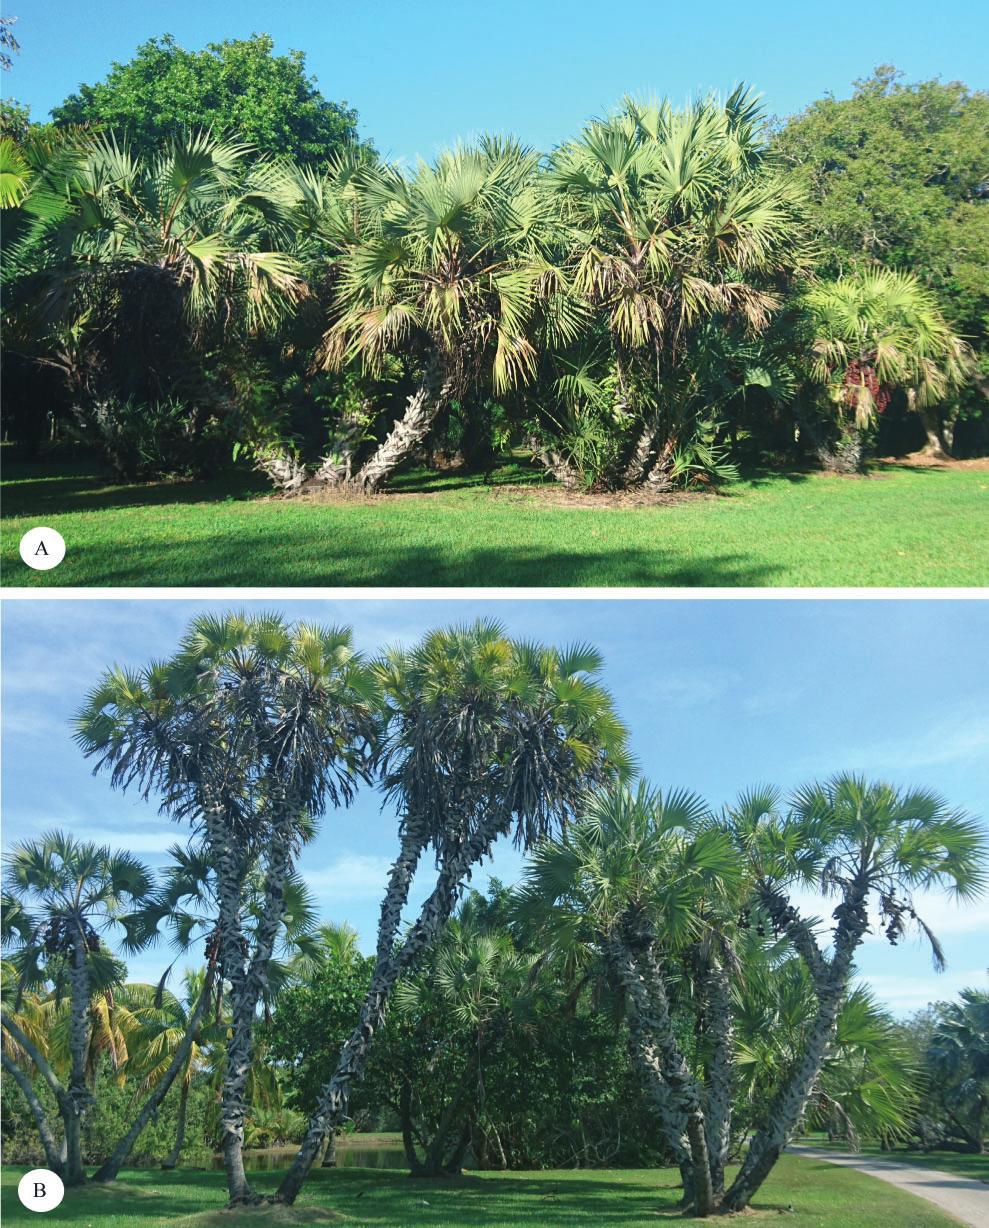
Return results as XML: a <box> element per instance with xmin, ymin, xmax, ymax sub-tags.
<box><xmin>1</xmin><ymin>833</ymin><xmax>155</xmax><ymax>1184</ymax></box>
<box><xmin>3</xmin><ymin>130</ymin><xmax>307</xmax><ymax>446</ymax></box>
<box><xmin>276</xmin><ymin>620</ymin><xmax>630</xmax><ymax>1204</ymax></box>
<box><xmin>547</xmin><ymin>89</ymin><xmax>807</xmax><ymax>488</ymax></box>
<box><xmin>517</xmin><ymin>782</ymin><xmax>739</xmax><ymax>1216</ymax></box>
<box><xmin>312</xmin><ymin>139</ymin><xmax>575</xmax><ymax>492</ymax></box>
<box><xmin>802</xmin><ymin>267</ymin><xmax>971</xmax><ymax>469</ymax></box>
<box><xmin>720</xmin><ymin>775</ymin><xmax>986</xmax><ymax>1211</ymax></box>
<box><xmin>392</xmin><ymin>903</ymin><xmax>541</xmax><ymax>1176</ymax></box>
<box><xmin>75</xmin><ymin>612</ymin><xmax>380</xmax><ymax>1204</ymax></box>
<box><xmin>927</xmin><ymin>986</ymin><xmax>989</xmax><ymax>1153</ymax></box>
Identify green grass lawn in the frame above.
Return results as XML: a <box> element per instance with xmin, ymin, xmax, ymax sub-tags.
<box><xmin>0</xmin><ymin>1155</ymin><xmax>965</xmax><ymax>1227</ymax></box>
<box><xmin>2</xmin><ymin>452</ymin><xmax>987</xmax><ymax>587</ymax></box>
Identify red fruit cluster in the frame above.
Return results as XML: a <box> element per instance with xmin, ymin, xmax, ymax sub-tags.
<box><xmin>843</xmin><ymin>360</ymin><xmax>890</xmax><ymax>414</ymax></box>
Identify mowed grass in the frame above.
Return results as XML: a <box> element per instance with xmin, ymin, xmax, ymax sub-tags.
<box><xmin>0</xmin><ymin>1156</ymin><xmax>965</xmax><ymax>1227</ymax></box>
<box><xmin>2</xmin><ymin>452</ymin><xmax>987</xmax><ymax>588</ymax></box>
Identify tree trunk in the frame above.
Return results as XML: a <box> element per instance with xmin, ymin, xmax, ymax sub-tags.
<box><xmin>607</xmin><ymin>938</ymin><xmax>714</xmax><ymax>1216</ymax></box>
<box><xmin>352</xmin><ymin>361</ymin><xmax>453</xmax><ymax>494</ymax></box>
<box><xmin>1</xmin><ymin>1050</ymin><xmax>64</xmax><ymax>1172</ymax></box>
<box><xmin>701</xmin><ymin>961</ymin><xmax>734</xmax><ymax>1196</ymax></box>
<box><xmin>93</xmin><ymin>973</ymin><xmax>213</xmax><ymax>1182</ymax></box>
<box><xmin>624</xmin><ymin>422</ymin><xmax>658</xmax><ymax>487</ymax></box>
<box><xmin>162</xmin><ymin>1080</ymin><xmax>190</xmax><ymax>1170</ymax></box>
<box><xmin>722</xmin><ymin>881</ymin><xmax>870</xmax><ymax>1212</ymax></box>
<box><xmin>202</xmin><ymin>806</ymin><xmax>254</xmax><ymax>1205</ymax></box>
<box><xmin>64</xmin><ymin>935</ymin><xmax>92</xmax><ymax>1186</ymax></box>
<box><xmin>276</xmin><ymin>822</ymin><xmax>497</xmax><ymax>1204</ymax></box>
<box><xmin>816</xmin><ymin>432</ymin><xmax>864</xmax><ymax>474</ymax></box>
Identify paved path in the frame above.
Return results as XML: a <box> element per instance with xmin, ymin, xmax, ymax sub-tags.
<box><xmin>789</xmin><ymin>1145</ymin><xmax>989</xmax><ymax>1227</ymax></box>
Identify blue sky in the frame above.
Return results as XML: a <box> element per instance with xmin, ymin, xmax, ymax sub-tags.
<box><xmin>4</xmin><ymin>0</ymin><xmax>988</xmax><ymax>163</ymax></box>
<box><xmin>2</xmin><ymin>597</ymin><xmax>987</xmax><ymax>1016</ymax></box>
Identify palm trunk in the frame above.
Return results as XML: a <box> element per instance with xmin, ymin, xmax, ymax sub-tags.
<box><xmin>608</xmin><ymin>938</ymin><xmax>714</xmax><ymax>1215</ymax></box>
<box><xmin>277</xmin><ymin>821</ymin><xmax>496</xmax><ymax>1204</ymax></box>
<box><xmin>162</xmin><ymin>1081</ymin><xmax>190</xmax><ymax>1170</ymax></box>
<box><xmin>701</xmin><ymin>961</ymin><xmax>734</xmax><ymax>1196</ymax></box>
<box><xmin>202</xmin><ymin>806</ymin><xmax>254</xmax><ymax>1204</ymax></box>
<box><xmin>64</xmin><ymin>935</ymin><xmax>92</xmax><ymax>1185</ymax></box>
<box><xmin>1</xmin><ymin>1050</ymin><xmax>64</xmax><ymax>1172</ymax></box>
<box><xmin>722</xmin><ymin>881</ymin><xmax>870</xmax><ymax>1212</ymax></box>
<box><xmin>352</xmin><ymin>360</ymin><xmax>453</xmax><ymax>494</ymax></box>
<box><xmin>624</xmin><ymin>422</ymin><xmax>658</xmax><ymax>487</ymax></box>
<box><xmin>93</xmin><ymin>972</ymin><xmax>213</xmax><ymax>1182</ymax></box>
<box><xmin>625</xmin><ymin>1021</ymin><xmax>694</xmax><ymax>1202</ymax></box>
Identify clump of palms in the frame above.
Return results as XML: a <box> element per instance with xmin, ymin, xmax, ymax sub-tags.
<box><xmin>3</xmin><ymin>130</ymin><xmax>307</xmax><ymax>477</ymax></box>
<box><xmin>802</xmin><ymin>267</ymin><xmax>971</xmax><ymax>469</ymax></box>
<box><xmin>1</xmin><ymin>833</ymin><xmax>155</xmax><ymax>1184</ymax></box>
<box><xmin>543</xmin><ymin>89</ymin><xmax>808</xmax><ymax>489</ymax></box>
<box><xmin>311</xmin><ymin>139</ymin><xmax>579</xmax><ymax>492</ymax></box>
<box><xmin>276</xmin><ymin>620</ymin><xmax>629</xmax><ymax>1204</ymax></box>
<box><xmin>74</xmin><ymin>612</ymin><xmax>380</xmax><ymax>1204</ymax></box>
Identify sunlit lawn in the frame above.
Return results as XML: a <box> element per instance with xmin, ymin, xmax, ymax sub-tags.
<box><xmin>0</xmin><ymin>1154</ymin><xmax>965</xmax><ymax>1226</ymax></box>
<box><xmin>806</xmin><ymin>1138</ymin><xmax>989</xmax><ymax>1184</ymax></box>
<box><xmin>2</xmin><ymin>451</ymin><xmax>987</xmax><ymax>588</ymax></box>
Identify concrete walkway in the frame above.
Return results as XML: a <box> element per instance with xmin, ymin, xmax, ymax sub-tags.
<box><xmin>788</xmin><ymin>1144</ymin><xmax>989</xmax><ymax>1227</ymax></box>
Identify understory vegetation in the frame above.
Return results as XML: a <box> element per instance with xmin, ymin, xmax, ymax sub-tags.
<box><xmin>2</xmin><ymin>613</ymin><xmax>986</xmax><ymax>1218</ymax></box>
<box><xmin>2</xmin><ymin>42</ymin><xmax>987</xmax><ymax>508</ymax></box>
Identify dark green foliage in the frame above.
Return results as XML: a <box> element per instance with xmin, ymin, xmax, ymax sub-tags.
<box><xmin>51</xmin><ymin>34</ymin><xmax>363</xmax><ymax>165</ymax></box>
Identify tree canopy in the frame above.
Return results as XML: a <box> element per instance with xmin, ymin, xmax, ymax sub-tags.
<box><xmin>51</xmin><ymin>34</ymin><xmax>363</xmax><ymax>165</ymax></box>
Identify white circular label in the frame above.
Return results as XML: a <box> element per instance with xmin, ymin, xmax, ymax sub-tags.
<box><xmin>19</xmin><ymin>528</ymin><xmax>66</xmax><ymax>571</ymax></box>
<box><xmin>17</xmin><ymin>1169</ymin><xmax>65</xmax><ymax>1211</ymax></box>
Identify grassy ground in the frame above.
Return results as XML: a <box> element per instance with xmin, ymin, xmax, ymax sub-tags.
<box><xmin>807</xmin><ymin>1139</ymin><xmax>989</xmax><ymax>1183</ymax></box>
<box><xmin>0</xmin><ymin>1157</ymin><xmax>965</xmax><ymax>1227</ymax></box>
<box><xmin>3</xmin><ymin>451</ymin><xmax>987</xmax><ymax>587</ymax></box>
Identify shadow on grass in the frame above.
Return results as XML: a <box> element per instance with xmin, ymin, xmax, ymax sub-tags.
<box><xmin>1</xmin><ymin>465</ymin><xmax>267</xmax><ymax>517</ymax></box>
<box><xmin>61</xmin><ymin>538</ymin><xmax>781</xmax><ymax>588</ymax></box>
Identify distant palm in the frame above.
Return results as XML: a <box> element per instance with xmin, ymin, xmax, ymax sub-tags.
<box><xmin>802</xmin><ymin>267</ymin><xmax>970</xmax><ymax>467</ymax></box>
<box><xmin>1</xmin><ymin>833</ymin><xmax>155</xmax><ymax>1184</ymax></box>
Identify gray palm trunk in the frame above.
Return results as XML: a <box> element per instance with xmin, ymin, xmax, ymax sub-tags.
<box><xmin>207</xmin><ymin>802</ymin><xmax>298</xmax><ymax>1205</ymax></box>
<box><xmin>701</xmin><ymin>960</ymin><xmax>734</xmax><ymax>1195</ymax></box>
<box><xmin>352</xmin><ymin>360</ymin><xmax>454</xmax><ymax>493</ymax></box>
<box><xmin>607</xmin><ymin>937</ymin><xmax>715</xmax><ymax>1216</ymax></box>
<box><xmin>624</xmin><ymin>421</ymin><xmax>659</xmax><ymax>486</ymax></box>
<box><xmin>92</xmin><ymin>972</ymin><xmax>213</xmax><ymax>1182</ymax></box>
<box><xmin>722</xmin><ymin>879</ymin><xmax>871</xmax><ymax>1212</ymax></box>
<box><xmin>64</xmin><ymin>932</ymin><xmax>93</xmax><ymax>1185</ymax></box>
<box><xmin>623</xmin><ymin>1016</ymin><xmax>695</xmax><ymax>1203</ymax></box>
<box><xmin>277</xmin><ymin>820</ymin><xmax>497</xmax><ymax>1204</ymax></box>
<box><xmin>1</xmin><ymin>1049</ymin><xmax>64</xmax><ymax>1172</ymax></box>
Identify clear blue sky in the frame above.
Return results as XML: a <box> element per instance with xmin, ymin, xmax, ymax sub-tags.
<box><xmin>4</xmin><ymin>0</ymin><xmax>988</xmax><ymax>162</ymax></box>
<box><xmin>3</xmin><ymin>597</ymin><xmax>987</xmax><ymax>1016</ymax></box>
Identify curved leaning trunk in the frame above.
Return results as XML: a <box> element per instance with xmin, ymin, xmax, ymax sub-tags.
<box><xmin>352</xmin><ymin>361</ymin><xmax>454</xmax><ymax>494</ymax></box>
<box><xmin>722</xmin><ymin>885</ymin><xmax>870</xmax><ymax>1212</ymax></box>
<box><xmin>607</xmin><ymin>939</ymin><xmax>715</xmax><ymax>1216</ymax></box>
<box><xmin>277</xmin><ymin>822</ymin><xmax>496</xmax><ymax>1205</ymax></box>
<box><xmin>1</xmin><ymin>1050</ymin><xmax>64</xmax><ymax>1173</ymax></box>
<box><xmin>162</xmin><ymin>1081</ymin><xmax>190</xmax><ymax>1170</ymax></box>
<box><xmin>93</xmin><ymin>975</ymin><xmax>212</xmax><ymax>1183</ymax></box>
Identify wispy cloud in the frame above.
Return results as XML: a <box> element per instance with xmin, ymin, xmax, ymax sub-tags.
<box><xmin>854</xmin><ymin>968</ymin><xmax>986</xmax><ymax>1013</ymax></box>
<box><xmin>303</xmin><ymin>853</ymin><xmax>395</xmax><ymax>900</ymax></box>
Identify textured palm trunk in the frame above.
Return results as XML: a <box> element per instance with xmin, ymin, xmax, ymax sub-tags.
<box><xmin>701</xmin><ymin>961</ymin><xmax>734</xmax><ymax>1195</ymax></box>
<box><xmin>1</xmin><ymin>1050</ymin><xmax>64</xmax><ymax>1172</ymax></box>
<box><xmin>608</xmin><ymin>938</ymin><xmax>714</xmax><ymax>1215</ymax></box>
<box><xmin>162</xmin><ymin>1081</ymin><xmax>190</xmax><ymax>1170</ymax></box>
<box><xmin>1</xmin><ymin>1011</ymin><xmax>77</xmax><ymax>1175</ymax></box>
<box><xmin>94</xmin><ymin>969</ymin><xmax>214</xmax><ymax>1181</ymax></box>
<box><xmin>624</xmin><ymin>422</ymin><xmax>658</xmax><ymax>486</ymax></box>
<box><xmin>202</xmin><ymin>806</ymin><xmax>254</xmax><ymax>1204</ymax></box>
<box><xmin>722</xmin><ymin>883</ymin><xmax>870</xmax><ymax>1212</ymax></box>
<box><xmin>353</xmin><ymin>361</ymin><xmax>454</xmax><ymax>493</ymax></box>
<box><xmin>624</xmin><ymin>1021</ymin><xmax>694</xmax><ymax>1201</ymax></box>
<box><xmin>277</xmin><ymin>822</ymin><xmax>495</xmax><ymax>1204</ymax></box>
<box><xmin>63</xmin><ymin>935</ymin><xmax>92</xmax><ymax>1185</ymax></box>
